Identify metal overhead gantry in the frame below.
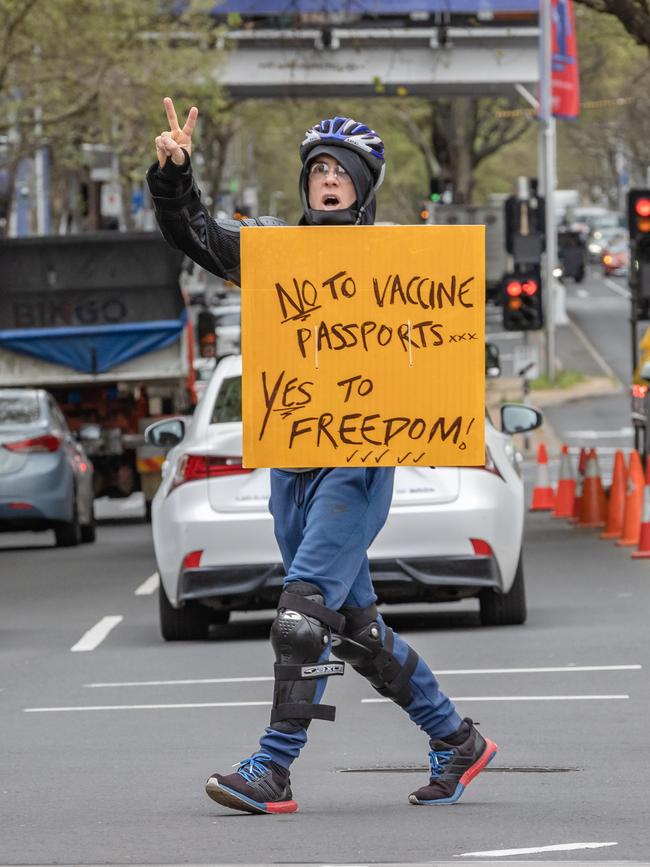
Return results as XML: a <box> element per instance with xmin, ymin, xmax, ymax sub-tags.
<box><xmin>209</xmin><ymin>1</ymin><xmax>539</xmax><ymax>99</ymax></box>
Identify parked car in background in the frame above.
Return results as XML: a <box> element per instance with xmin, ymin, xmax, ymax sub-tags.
<box><xmin>0</xmin><ymin>389</ymin><xmax>95</xmax><ymax>546</ymax></box>
<box><xmin>602</xmin><ymin>235</ymin><xmax>630</xmax><ymax>277</ymax></box>
<box><xmin>146</xmin><ymin>354</ymin><xmax>542</xmax><ymax>641</ymax></box>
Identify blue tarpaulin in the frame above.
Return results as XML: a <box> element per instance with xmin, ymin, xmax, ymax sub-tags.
<box><xmin>0</xmin><ymin>314</ymin><xmax>186</xmax><ymax>375</ymax></box>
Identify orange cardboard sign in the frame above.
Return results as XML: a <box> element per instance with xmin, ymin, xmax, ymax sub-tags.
<box><xmin>241</xmin><ymin>225</ymin><xmax>485</xmax><ymax>468</ymax></box>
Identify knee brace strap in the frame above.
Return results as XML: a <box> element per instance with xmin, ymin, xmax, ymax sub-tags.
<box><xmin>278</xmin><ymin>588</ymin><xmax>346</xmax><ymax>633</ymax></box>
<box><xmin>332</xmin><ymin>612</ymin><xmax>418</xmax><ymax>708</ymax></box>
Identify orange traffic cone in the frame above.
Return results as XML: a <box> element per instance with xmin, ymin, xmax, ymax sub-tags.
<box><xmin>530</xmin><ymin>443</ymin><xmax>555</xmax><ymax>511</ymax></box>
<box><xmin>617</xmin><ymin>450</ymin><xmax>645</xmax><ymax>547</ymax></box>
<box><xmin>570</xmin><ymin>447</ymin><xmax>588</xmax><ymax>522</ymax></box>
<box><xmin>632</xmin><ymin>458</ymin><xmax>650</xmax><ymax>559</ymax></box>
<box><xmin>577</xmin><ymin>448</ymin><xmax>607</xmax><ymax>528</ymax></box>
<box><xmin>552</xmin><ymin>445</ymin><xmax>575</xmax><ymax>518</ymax></box>
<box><xmin>600</xmin><ymin>450</ymin><xmax>627</xmax><ymax>540</ymax></box>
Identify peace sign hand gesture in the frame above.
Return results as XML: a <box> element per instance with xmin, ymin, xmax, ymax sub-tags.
<box><xmin>155</xmin><ymin>97</ymin><xmax>199</xmax><ymax>168</ymax></box>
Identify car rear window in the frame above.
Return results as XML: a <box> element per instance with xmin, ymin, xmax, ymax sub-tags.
<box><xmin>216</xmin><ymin>313</ymin><xmax>240</xmax><ymax>326</ymax></box>
<box><xmin>0</xmin><ymin>394</ymin><xmax>41</xmax><ymax>425</ymax></box>
<box><xmin>211</xmin><ymin>376</ymin><xmax>242</xmax><ymax>423</ymax></box>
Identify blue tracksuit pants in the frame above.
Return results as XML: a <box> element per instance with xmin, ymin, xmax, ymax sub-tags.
<box><xmin>258</xmin><ymin>466</ymin><xmax>461</xmax><ymax>768</ymax></box>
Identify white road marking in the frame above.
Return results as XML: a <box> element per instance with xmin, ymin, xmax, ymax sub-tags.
<box><xmin>566</xmin><ymin>316</ymin><xmax>620</xmax><ymax>382</ymax></box>
<box><xmin>362</xmin><ymin>695</ymin><xmax>629</xmax><ymax>703</ymax></box>
<box><xmin>456</xmin><ymin>841</ymin><xmax>618</xmax><ymax>857</ymax></box>
<box><xmin>83</xmin><ymin>664</ymin><xmax>641</xmax><ymax>688</ymax></box>
<box><xmin>603</xmin><ymin>276</ymin><xmax>631</xmax><ymax>299</ymax></box>
<box><xmin>70</xmin><ymin>616</ymin><xmax>123</xmax><ymax>652</ymax></box>
<box><xmin>86</xmin><ymin>676</ymin><xmax>274</xmax><ymax>688</ymax></box>
<box><xmin>24</xmin><ymin>693</ymin><xmax>631</xmax><ymax>713</ymax></box>
<box><xmin>576</xmin><ymin>288</ymin><xmax>589</xmax><ymax>298</ymax></box>
<box><xmin>24</xmin><ymin>701</ymin><xmax>273</xmax><ymax>713</ymax></box>
<box><xmin>134</xmin><ymin>573</ymin><xmax>160</xmax><ymax>595</ymax></box>
<box><xmin>564</xmin><ymin>427</ymin><xmax>634</xmax><ymax>439</ymax></box>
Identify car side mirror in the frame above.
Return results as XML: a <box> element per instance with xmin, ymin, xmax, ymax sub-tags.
<box><xmin>144</xmin><ymin>418</ymin><xmax>186</xmax><ymax>449</ymax></box>
<box><xmin>485</xmin><ymin>342</ymin><xmax>501</xmax><ymax>379</ymax></box>
<box><xmin>500</xmin><ymin>403</ymin><xmax>543</xmax><ymax>434</ymax></box>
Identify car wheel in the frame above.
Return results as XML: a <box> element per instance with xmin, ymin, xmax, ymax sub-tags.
<box><xmin>575</xmin><ymin>267</ymin><xmax>585</xmax><ymax>283</ymax></box>
<box><xmin>210</xmin><ymin>610</ymin><xmax>230</xmax><ymax>626</ymax></box>
<box><xmin>54</xmin><ymin>501</ymin><xmax>82</xmax><ymax>548</ymax></box>
<box><xmin>159</xmin><ymin>581</ymin><xmax>212</xmax><ymax>641</ymax></box>
<box><xmin>479</xmin><ymin>553</ymin><xmax>527</xmax><ymax>626</ymax></box>
<box><xmin>80</xmin><ymin>518</ymin><xmax>96</xmax><ymax>544</ymax></box>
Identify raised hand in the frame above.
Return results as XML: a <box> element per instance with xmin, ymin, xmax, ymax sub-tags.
<box><xmin>155</xmin><ymin>96</ymin><xmax>198</xmax><ymax>168</ymax></box>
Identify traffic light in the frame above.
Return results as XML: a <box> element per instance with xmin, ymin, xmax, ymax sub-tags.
<box><xmin>429</xmin><ymin>177</ymin><xmax>442</xmax><ymax>204</ymax></box>
<box><xmin>627</xmin><ymin>190</ymin><xmax>650</xmax><ymax>314</ymax></box>
<box><xmin>504</xmin><ymin>192</ymin><xmax>545</xmax><ymax>264</ymax></box>
<box><xmin>627</xmin><ymin>189</ymin><xmax>650</xmax><ymax>242</ymax></box>
<box><xmin>419</xmin><ymin>203</ymin><xmax>431</xmax><ymax>222</ymax></box>
<box><xmin>502</xmin><ymin>270</ymin><xmax>543</xmax><ymax>331</ymax></box>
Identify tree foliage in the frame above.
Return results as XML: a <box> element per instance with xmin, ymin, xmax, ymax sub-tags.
<box><xmin>0</xmin><ymin>0</ymin><xmax>226</xmax><ymax>228</ymax></box>
<box><xmin>574</xmin><ymin>0</ymin><xmax>650</xmax><ymax>50</ymax></box>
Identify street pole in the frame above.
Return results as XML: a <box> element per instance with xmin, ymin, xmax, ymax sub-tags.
<box><xmin>540</xmin><ymin>0</ymin><xmax>557</xmax><ymax>380</ymax></box>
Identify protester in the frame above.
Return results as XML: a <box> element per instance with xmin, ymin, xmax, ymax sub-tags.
<box><xmin>147</xmin><ymin>99</ymin><xmax>497</xmax><ymax>814</ymax></box>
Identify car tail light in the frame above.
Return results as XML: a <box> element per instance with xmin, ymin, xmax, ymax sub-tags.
<box><xmin>7</xmin><ymin>502</ymin><xmax>34</xmax><ymax>510</ymax></box>
<box><xmin>603</xmin><ymin>254</ymin><xmax>613</xmax><ymax>265</ymax></box>
<box><xmin>3</xmin><ymin>434</ymin><xmax>61</xmax><ymax>453</ymax></box>
<box><xmin>480</xmin><ymin>446</ymin><xmax>505</xmax><ymax>480</ymax></box>
<box><xmin>470</xmin><ymin>538</ymin><xmax>494</xmax><ymax>556</ymax></box>
<box><xmin>169</xmin><ymin>453</ymin><xmax>253</xmax><ymax>492</ymax></box>
<box><xmin>632</xmin><ymin>384</ymin><xmax>648</xmax><ymax>399</ymax></box>
<box><xmin>182</xmin><ymin>550</ymin><xmax>203</xmax><ymax>569</ymax></box>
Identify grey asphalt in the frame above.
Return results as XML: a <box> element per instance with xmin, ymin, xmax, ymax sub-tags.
<box><xmin>2</xmin><ymin>510</ymin><xmax>650</xmax><ymax>864</ymax></box>
<box><xmin>3</xmin><ymin>268</ymin><xmax>650</xmax><ymax>864</ymax></box>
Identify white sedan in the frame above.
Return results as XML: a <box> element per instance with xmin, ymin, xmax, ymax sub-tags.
<box><xmin>147</xmin><ymin>355</ymin><xmax>542</xmax><ymax>640</ymax></box>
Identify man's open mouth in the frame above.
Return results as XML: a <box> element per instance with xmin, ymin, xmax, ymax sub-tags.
<box><xmin>321</xmin><ymin>194</ymin><xmax>341</xmax><ymax>209</ymax></box>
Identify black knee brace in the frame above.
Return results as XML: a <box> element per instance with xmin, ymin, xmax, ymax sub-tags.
<box><xmin>331</xmin><ymin>604</ymin><xmax>418</xmax><ymax>708</ymax></box>
<box><xmin>269</xmin><ymin>582</ymin><xmax>346</xmax><ymax>733</ymax></box>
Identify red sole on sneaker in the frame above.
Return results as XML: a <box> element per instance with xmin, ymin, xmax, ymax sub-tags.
<box><xmin>459</xmin><ymin>738</ymin><xmax>498</xmax><ymax>787</ymax></box>
<box><xmin>205</xmin><ymin>779</ymin><xmax>299</xmax><ymax>815</ymax></box>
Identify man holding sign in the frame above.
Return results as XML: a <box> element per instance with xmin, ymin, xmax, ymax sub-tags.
<box><xmin>147</xmin><ymin>101</ymin><xmax>497</xmax><ymax>814</ymax></box>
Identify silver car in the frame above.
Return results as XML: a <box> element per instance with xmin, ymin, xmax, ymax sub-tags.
<box><xmin>0</xmin><ymin>389</ymin><xmax>95</xmax><ymax>546</ymax></box>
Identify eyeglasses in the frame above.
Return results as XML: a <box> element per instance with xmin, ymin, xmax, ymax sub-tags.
<box><xmin>309</xmin><ymin>161</ymin><xmax>351</xmax><ymax>181</ymax></box>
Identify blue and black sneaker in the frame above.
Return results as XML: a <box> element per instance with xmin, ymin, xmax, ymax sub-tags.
<box><xmin>205</xmin><ymin>752</ymin><xmax>298</xmax><ymax>814</ymax></box>
<box><xmin>408</xmin><ymin>718</ymin><xmax>498</xmax><ymax>806</ymax></box>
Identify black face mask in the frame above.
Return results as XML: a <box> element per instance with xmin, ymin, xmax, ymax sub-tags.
<box><xmin>299</xmin><ymin>145</ymin><xmax>377</xmax><ymax>226</ymax></box>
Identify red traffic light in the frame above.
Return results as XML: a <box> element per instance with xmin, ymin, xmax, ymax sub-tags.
<box><xmin>521</xmin><ymin>279</ymin><xmax>538</xmax><ymax>296</ymax></box>
<box><xmin>635</xmin><ymin>198</ymin><xmax>650</xmax><ymax>218</ymax></box>
<box><xmin>506</xmin><ymin>280</ymin><xmax>522</xmax><ymax>297</ymax></box>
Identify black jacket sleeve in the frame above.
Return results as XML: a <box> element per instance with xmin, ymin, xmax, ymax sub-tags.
<box><xmin>145</xmin><ymin>152</ymin><xmax>286</xmax><ymax>287</ymax></box>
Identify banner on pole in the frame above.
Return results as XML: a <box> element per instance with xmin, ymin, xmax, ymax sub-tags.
<box><xmin>551</xmin><ymin>0</ymin><xmax>580</xmax><ymax>118</ymax></box>
<box><xmin>241</xmin><ymin>225</ymin><xmax>485</xmax><ymax>469</ymax></box>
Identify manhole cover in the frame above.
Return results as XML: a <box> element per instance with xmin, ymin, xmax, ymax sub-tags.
<box><xmin>338</xmin><ymin>764</ymin><xmax>579</xmax><ymax>773</ymax></box>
